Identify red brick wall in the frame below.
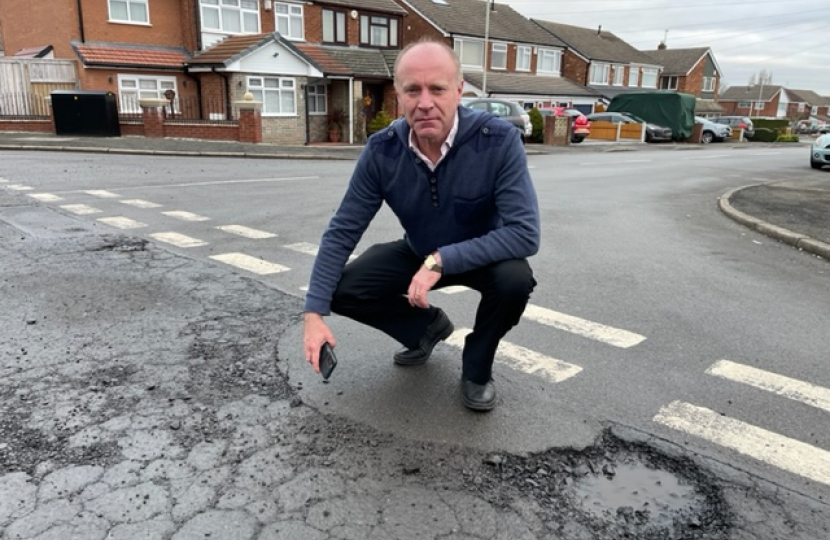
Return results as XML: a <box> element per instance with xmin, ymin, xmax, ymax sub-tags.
<box><xmin>562</xmin><ymin>51</ymin><xmax>588</xmax><ymax>86</ymax></box>
<box><xmin>163</xmin><ymin>123</ymin><xmax>239</xmax><ymax>141</ymax></box>
<box><xmin>0</xmin><ymin>120</ymin><xmax>53</xmax><ymax>133</ymax></box>
<box><xmin>76</xmin><ymin>0</ymin><xmax>189</xmax><ymax>47</ymax></box>
<box><xmin>0</xmin><ymin>0</ymin><xmax>79</xmax><ymax>60</ymax></box>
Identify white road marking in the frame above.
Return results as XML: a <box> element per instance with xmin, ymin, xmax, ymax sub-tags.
<box><xmin>60</xmin><ymin>204</ymin><xmax>102</xmax><ymax>215</ymax></box>
<box><xmin>445</xmin><ymin>328</ymin><xmax>582</xmax><ymax>384</ymax></box>
<box><xmin>84</xmin><ymin>189</ymin><xmax>120</xmax><ymax>198</ymax></box>
<box><xmin>7</xmin><ymin>184</ymin><xmax>33</xmax><ymax>191</ymax></box>
<box><xmin>149</xmin><ymin>232</ymin><xmax>207</xmax><ymax>248</ymax></box>
<box><xmin>683</xmin><ymin>154</ymin><xmax>728</xmax><ymax>160</ymax></box>
<box><xmin>0</xmin><ymin>177</ymin><xmax>7</xmax><ymax>182</ymax></box>
<box><xmin>707</xmin><ymin>359</ymin><xmax>830</xmax><ymax>413</ymax></box>
<box><xmin>209</xmin><ymin>253</ymin><xmax>290</xmax><ymax>275</ymax></box>
<box><xmin>284</xmin><ymin>242</ymin><xmax>319</xmax><ymax>256</ymax></box>
<box><xmin>120</xmin><ymin>199</ymin><xmax>162</xmax><ymax>209</ymax></box>
<box><xmin>97</xmin><ymin>216</ymin><xmax>147</xmax><ymax>230</ymax></box>
<box><xmin>28</xmin><ymin>193</ymin><xmax>64</xmax><ymax>202</ymax></box>
<box><xmin>522</xmin><ymin>304</ymin><xmax>646</xmax><ymax>348</ymax></box>
<box><xmin>299</xmin><ymin>286</ymin><xmax>309</xmax><ymax>292</ymax></box>
<box><xmin>437</xmin><ymin>286</ymin><xmax>471</xmax><ymax>294</ymax></box>
<box><xmin>162</xmin><ymin>210</ymin><xmax>210</xmax><ymax>222</ymax></box>
<box><xmin>216</xmin><ymin>224</ymin><xmax>277</xmax><ymax>239</ymax></box>
<box><xmin>654</xmin><ymin>400</ymin><xmax>830</xmax><ymax>487</ymax></box>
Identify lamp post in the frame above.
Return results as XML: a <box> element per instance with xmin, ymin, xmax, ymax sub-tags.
<box><xmin>750</xmin><ymin>80</ymin><xmax>764</xmax><ymax>118</ymax></box>
<box><xmin>482</xmin><ymin>0</ymin><xmax>492</xmax><ymax>96</ymax></box>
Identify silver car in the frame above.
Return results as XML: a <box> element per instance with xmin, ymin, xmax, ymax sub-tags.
<box><xmin>810</xmin><ymin>132</ymin><xmax>830</xmax><ymax>169</ymax></box>
<box><xmin>463</xmin><ymin>98</ymin><xmax>532</xmax><ymax>142</ymax></box>
<box><xmin>695</xmin><ymin>116</ymin><xmax>732</xmax><ymax>143</ymax></box>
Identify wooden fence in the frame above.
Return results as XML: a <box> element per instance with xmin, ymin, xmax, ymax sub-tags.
<box><xmin>0</xmin><ymin>59</ymin><xmax>78</xmax><ymax>116</ymax></box>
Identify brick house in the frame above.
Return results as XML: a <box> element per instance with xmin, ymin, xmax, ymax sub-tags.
<box><xmin>643</xmin><ymin>45</ymin><xmax>723</xmax><ymax>117</ymax></box>
<box><xmin>393</xmin><ymin>0</ymin><xmax>601</xmax><ymax>111</ymax></box>
<box><xmin>786</xmin><ymin>89</ymin><xmax>830</xmax><ymax>125</ymax></box>
<box><xmin>530</xmin><ymin>20</ymin><xmax>663</xmax><ymax>106</ymax></box>
<box><xmin>719</xmin><ymin>85</ymin><xmax>790</xmax><ymax>118</ymax></box>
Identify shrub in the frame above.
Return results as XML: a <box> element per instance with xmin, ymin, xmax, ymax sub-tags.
<box><xmin>775</xmin><ymin>134</ymin><xmax>800</xmax><ymax>143</ymax></box>
<box><xmin>528</xmin><ymin>107</ymin><xmax>544</xmax><ymax>143</ymax></box>
<box><xmin>750</xmin><ymin>127</ymin><xmax>779</xmax><ymax>143</ymax></box>
<box><xmin>368</xmin><ymin>110</ymin><xmax>394</xmax><ymax>134</ymax></box>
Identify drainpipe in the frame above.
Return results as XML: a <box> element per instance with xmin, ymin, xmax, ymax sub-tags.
<box><xmin>75</xmin><ymin>0</ymin><xmax>86</xmax><ymax>43</ymax></box>
<box><xmin>304</xmin><ymin>83</ymin><xmax>310</xmax><ymax>145</ymax></box>
<box><xmin>349</xmin><ymin>76</ymin><xmax>354</xmax><ymax>144</ymax></box>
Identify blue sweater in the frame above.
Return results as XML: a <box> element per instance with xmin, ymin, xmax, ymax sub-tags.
<box><xmin>304</xmin><ymin>106</ymin><xmax>540</xmax><ymax>315</ymax></box>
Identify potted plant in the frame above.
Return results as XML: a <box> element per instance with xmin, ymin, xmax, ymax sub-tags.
<box><xmin>367</xmin><ymin>110</ymin><xmax>394</xmax><ymax>135</ymax></box>
<box><xmin>327</xmin><ymin>107</ymin><xmax>347</xmax><ymax>142</ymax></box>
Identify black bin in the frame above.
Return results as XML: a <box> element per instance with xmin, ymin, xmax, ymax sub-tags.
<box><xmin>51</xmin><ymin>90</ymin><xmax>121</xmax><ymax>137</ymax></box>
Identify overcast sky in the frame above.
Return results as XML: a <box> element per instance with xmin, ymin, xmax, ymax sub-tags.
<box><xmin>500</xmin><ymin>0</ymin><xmax>830</xmax><ymax>96</ymax></box>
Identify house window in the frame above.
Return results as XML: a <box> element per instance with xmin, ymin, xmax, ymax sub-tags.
<box><xmin>307</xmin><ymin>84</ymin><xmax>327</xmax><ymax>114</ymax></box>
<box><xmin>247</xmin><ymin>76</ymin><xmax>296</xmax><ymax>115</ymax></box>
<box><xmin>628</xmin><ymin>66</ymin><xmax>639</xmax><ymax>86</ymax></box>
<box><xmin>108</xmin><ymin>0</ymin><xmax>149</xmax><ymax>23</ymax></box>
<box><xmin>613</xmin><ymin>65</ymin><xmax>625</xmax><ymax>86</ymax></box>
<box><xmin>812</xmin><ymin>105</ymin><xmax>819</xmax><ymax>115</ymax></box>
<box><xmin>491</xmin><ymin>43</ymin><xmax>507</xmax><ymax>70</ymax></box>
<box><xmin>275</xmin><ymin>3</ymin><xmax>303</xmax><ymax>40</ymax></box>
<box><xmin>641</xmin><ymin>67</ymin><xmax>658</xmax><ymax>88</ymax></box>
<box><xmin>454</xmin><ymin>39</ymin><xmax>484</xmax><ymax>70</ymax></box>
<box><xmin>702</xmin><ymin>77</ymin><xmax>715</xmax><ymax>92</ymax></box>
<box><xmin>589</xmin><ymin>63</ymin><xmax>610</xmax><ymax>85</ymax></box>
<box><xmin>738</xmin><ymin>101</ymin><xmax>751</xmax><ymax>108</ymax></box>
<box><xmin>516</xmin><ymin>46</ymin><xmax>531</xmax><ymax>71</ymax></box>
<box><xmin>360</xmin><ymin>15</ymin><xmax>398</xmax><ymax>47</ymax></box>
<box><xmin>660</xmin><ymin>76</ymin><xmax>678</xmax><ymax>90</ymax></box>
<box><xmin>323</xmin><ymin>9</ymin><xmax>346</xmax><ymax>43</ymax></box>
<box><xmin>537</xmin><ymin>48</ymin><xmax>561</xmax><ymax>75</ymax></box>
<box><xmin>798</xmin><ymin>103</ymin><xmax>806</xmax><ymax>112</ymax></box>
<box><xmin>755</xmin><ymin>101</ymin><xmax>764</xmax><ymax>110</ymax></box>
<box><xmin>200</xmin><ymin>0</ymin><xmax>260</xmax><ymax>34</ymax></box>
<box><xmin>117</xmin><ymin>75</ymin><xmax>176</xmax><ymax>112</ymax></box>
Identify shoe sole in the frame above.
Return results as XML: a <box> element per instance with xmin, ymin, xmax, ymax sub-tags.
<box><xmin>462</xmin><ymin>395</ymin><xmax>496</xmax><ymax>411</ymax></box>
<box><xmin>393</xmin><ymin>320</ymin><xmax>454</xmax><ymax>366</ymax></box>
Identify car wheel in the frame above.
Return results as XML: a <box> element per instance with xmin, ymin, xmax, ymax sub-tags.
<box><xmin>571</xmin><ymin>136</ymin><xmax>584</xmax><ymax>144</ymax></box>
<box><xmin>701</xmin><ymin>131</ymin><xmax>714</xmax><ymax>144</ymax></box>
<box><xmin>811</xmin><ymin>159</ymin><xmax>823</xmax><ymax>170</ymax></box>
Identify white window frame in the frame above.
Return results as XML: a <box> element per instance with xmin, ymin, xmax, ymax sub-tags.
<box><xmin>738</xmin><ymin>101</ymin><xmax>751</xmax><ymax>108</ymax></box>
<box><xmin>812</xmin><ymin>105</ymin><xmax>819</xmax><ymax>115</ymax></box>
<box><xmin>589</xmin><ymin>62</ymin><xmax>610</xmax><ymax>85</ymax></box>
<box><xmin>307</xmin><ymin>84</ymin><xmax>327</xmax><ymax>115</ymax></box>
<box><xmin>641</xmin><ymin>67</ymin><xmax>658</xmax><ymax>88</ymax></box>
<box><xmin>702</xmin><ymin>76</ymin><xmax>715</xmax><ymax>92</ymax></box>
<box><xmin>516</xmin><ymin>46</ymin><xmax>531</xmax><ymax>72</ymax></box>
<box><xmin>613</xmin><ymin>64</ymin><xmax>625</xmax><ymax>86</ymax></box>
<box><xmin>454</xmin><ymin>39</ymin><xmax>484</xmax><ymax>71</ymax></box>
<box><xmin>660</xmin><ymin>76</ymin><xmax>678</xmax><ymax>90</ymax></box>
<box><xmin>628</xmin><ymin>66</ymin><xmax>639</xmax><ymax>86</ymax></box>
<box><xmin>200</xmin><ymin>0</ymin><xmax>260</xmax><ymax>35</ymax></box>
<box><xmin>490</xmin><ymin>43</ymin><xmax>507</xmax><ymax>70</ymax></box>
<box><xmin>117</xmin><ymin>74</ymin><xmax>177</xmax><ymax>113</ymax></box>
<box><xmin>108</xmin><ymin>0</ymin><xmax>149</xmax><ymax>24</ymax></box>
<box><xmin>537</xmin><ymin>48</ymin><xmax>561</xmax><ymax>75</ymax></box>
<box><xmin>247</xmin><ymin>76</ymin><xmax>296</xmax><ymax>116</ymax></box>
<box><xmin>275</xmin><ymin>2</ymin><xmax>303</xmax><ymax>40</ymax></box>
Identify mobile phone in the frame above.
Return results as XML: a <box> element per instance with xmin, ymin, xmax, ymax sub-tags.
<box><xmin>319</xmin><ymin>342</ymin><xmax>337</xmax><ymax>380</ymax></box>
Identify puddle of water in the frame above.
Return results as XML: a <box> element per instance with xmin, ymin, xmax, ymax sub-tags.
<box><xmin>574</xmin><ymin>461</ymin><xmax>701</xmax><ymax>526</ymax></box>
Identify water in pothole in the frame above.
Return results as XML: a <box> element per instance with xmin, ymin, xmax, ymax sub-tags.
<box><xmin>573</xmin><ymin>460</ymin><xmax>702</xmax><ymax>528</ymax></box>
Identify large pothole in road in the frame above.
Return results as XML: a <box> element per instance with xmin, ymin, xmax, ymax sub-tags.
<box><xmin>471</xmin><ymin>430</ymin><xmax>732</xmax><ymax>540</ymax></box>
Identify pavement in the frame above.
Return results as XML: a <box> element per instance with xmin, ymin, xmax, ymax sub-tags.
<box><xmin>1</xmin><ymin>131</ymin><xmax>829</xmax><ymax>540</ymax></box>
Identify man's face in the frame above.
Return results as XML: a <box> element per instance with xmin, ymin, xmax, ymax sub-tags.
<box><xmin>395</xmin><ymin>44</ymin><xmax>463</xmax><ymax>145</ymax></box>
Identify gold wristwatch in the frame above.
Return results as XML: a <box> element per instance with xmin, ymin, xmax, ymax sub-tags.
<box><xmin>424</xmin><ymin>252</ymin><xmax>443</xmax><ymax>273</ymax></box>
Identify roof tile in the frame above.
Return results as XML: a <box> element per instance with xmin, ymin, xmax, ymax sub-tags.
<box><xmin>73</xmin><ymin>42</ymin><xmax>188</xmax><ymax>68</ymax></box>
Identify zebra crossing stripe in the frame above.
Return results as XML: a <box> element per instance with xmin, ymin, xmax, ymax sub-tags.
<box><xmin>707</xmin><ymin>360</ymin><xmax>830</xmax><ymax>413</ymax></box>
<box><xmin>7</xmin><ymin>184</ymin><xmax>33</xmax><ymax>191</ymax></box>
<box><xmin>216</xmin><ymin>225</ymin><xmax>277</xmax><ymax>239</ymax></box>
<box><xmin>60</xmin><ymin>204</ymin><xmax>102</xmax><ymax>215</ymax></box>
<box><xmin>522</xmin><ymin>304</ymin><xmax>646</xmax><ymax>348</ymax></box>
<box><xmin>654</xmin><ymin>400</ymin><xmax>830</xmax><ymax>487</ymax></box>
<box><xmin>28</xmin><ymin>193</ymin><xmax>64</xmax><ymax>202</ymax></box>
<box><xmin>121</xmin><ymin>199</ymin><xmax>162</xmax><ymax>209</ymax></box>
<box><xmin>149</xmin><ymin>232</ymin><xmax>207</xmax><ymax>248</ymax></box>
<box><xmin>284</xmin><ymin>242</ymin><xmax>319</xmax><ymax>256</ymax></box>
<box><xmin>84</xmin><ymin>190</ymin><xmax>120</xmax><ymax>198</ymax></box>
<box><xmin>97</xmin><ymin>217</ymin><xmax>147</xmax><ymax>230</ymax></box>
<box><xmin>162</xmin><ymin>210</ymin><xmax>211</xmax><ymax>222</ymax></box>
<box><xmin>209</xmin><ymin>253</ymin><xmax>290</xmax><ymax>275</ymax></box>
<box><xmin>445</xmin><ymin>328</ymin><xmax>582</xmax><ymax>384</ymax></box>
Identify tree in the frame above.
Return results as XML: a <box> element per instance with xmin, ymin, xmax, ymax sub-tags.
<box><xmin>747</xmin><ymin>70</ymin><xmax>773</xmax><ymax>87</ymax></box>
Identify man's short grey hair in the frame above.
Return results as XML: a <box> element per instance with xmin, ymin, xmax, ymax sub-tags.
<box><xmin>394</xmin><ymin>38</ymin><xmax>463</xmax><ymax>87</ymax></box>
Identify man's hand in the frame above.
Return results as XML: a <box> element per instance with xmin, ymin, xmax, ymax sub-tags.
<box><xmin>303</xmin><ymin>312</ymin><xmax>336</xmax><ymax>373</ymax></box>
<box><xmin>407</xmin><ymin>261</ymin><xmax>442</xmax><ymax>309</ymax></box>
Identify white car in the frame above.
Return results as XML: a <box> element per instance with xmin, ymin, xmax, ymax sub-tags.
<box><xmin>694</xmin><ymin>116</ymin><xmax>732</xmax><ymax>143</ymax></box>
<box><xmin>810</xmin><ymin>132</ymin><xmax>830</xmax><ymax>170</ymax></box>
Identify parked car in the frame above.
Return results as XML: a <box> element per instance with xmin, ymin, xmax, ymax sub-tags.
<box><xmin>537</xmin><ymin>106</ymin><xmax>591</xmax><ymax>143</ymax></box>
<box><xmin>463</xmin><ymin>98</ymin><xmax>532</xmax><ymax>142</ymax></box>
<box><xmin>695</xmin><ymin>116</ymin><xmax>732</xmax><ymax>143</ymax></box>
<box><xmin>712</xmin><ymin>116</ymin><xmax>755</xmax><ymax>138</ymax></box>
<box><xmin>586</xmin><ymin>111</ymin><xmax>672</xmax><ymax>142</ymax></box>
<box><xmin>810</xmin><ymin>131</ymin><xmax>830</xmax><ymax>169</ymax></box>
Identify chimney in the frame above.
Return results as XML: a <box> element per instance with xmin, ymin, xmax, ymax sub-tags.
<box><xmin>658</xmin><ymin>41</ymin><xmax>667</xmax><ymax>50</ymax></box>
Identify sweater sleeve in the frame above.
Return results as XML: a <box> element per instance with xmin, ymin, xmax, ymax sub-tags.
<box><xmin>303</xmin><ymin>149</ymin><xmax>384</xmax><ymax>315</ymax></box>
<box><xmin>439</xmin><ymin>128</ymin><xmax>540</xmax><ymax>275</ymax></box>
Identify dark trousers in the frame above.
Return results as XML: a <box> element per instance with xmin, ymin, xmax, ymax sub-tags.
<box><xmin>331</xmin><ymin>239</ymin><xmax>536</xmax><ymax>384</ymax></box>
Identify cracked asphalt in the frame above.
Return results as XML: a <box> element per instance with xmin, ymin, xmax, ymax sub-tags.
<box><xmin>2</xmin><ymin>162</ymin><xmax>830</xmax><ymax>539</ymax></box>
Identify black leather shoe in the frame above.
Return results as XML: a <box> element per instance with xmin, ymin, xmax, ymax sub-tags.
<box><xmin>461</xmin><ymin>377</ymin><xmax>496</xmax><ymax>411</ymax></box>
<box><xmin>393</xmin><ymin>309</ymin><xmax>454</xmax><ymax>366</ymax></box>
